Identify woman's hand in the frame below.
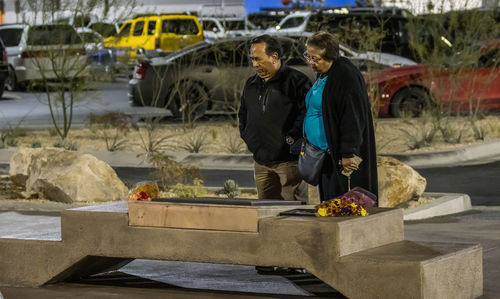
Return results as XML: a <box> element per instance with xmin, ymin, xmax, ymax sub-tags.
<box><xmin>341</xmin><ymin>155</ymin><xmax>363</xmax><ymax>174</ymax></box>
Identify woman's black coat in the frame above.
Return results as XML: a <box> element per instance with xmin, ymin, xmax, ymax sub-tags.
<box><xmin>321</xmin><ymin>56</ymin><xmax>378</xmax><ymax>198</ymax></box>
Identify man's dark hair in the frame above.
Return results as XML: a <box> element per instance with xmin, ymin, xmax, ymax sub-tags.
<box><xmin>306</xmin><ymin>31</ymin><xmax>340</xmax><ymax>62</ymax></box>
<box><xmin>249</xmin><ymin>34</ymin><xmax>282</xmax><ymax>59</ymax></box>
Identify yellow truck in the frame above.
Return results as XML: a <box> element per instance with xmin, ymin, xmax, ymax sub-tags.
<box><xmin>104</xmin><ymin>14</ymin><xmax>203</xmax><ymax>64</ymax></box>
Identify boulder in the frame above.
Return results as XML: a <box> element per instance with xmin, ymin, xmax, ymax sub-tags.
<box><xmin>9</xmin><ymin>148</ymin><xmax>128</xmax><ymax>203</ymax></box>
<box><xmin>377</xmin><ymin>156</ymin><xmax>427</xmax><ymax>208</ymax></box>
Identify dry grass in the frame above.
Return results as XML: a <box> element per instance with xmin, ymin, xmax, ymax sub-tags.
<box><xmin>4</xmin><ymin>115</ymin><xmax>500</xmax><ymax>154</ymax></box>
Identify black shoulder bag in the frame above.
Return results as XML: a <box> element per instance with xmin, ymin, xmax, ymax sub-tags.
<box><xmin>298</xmin><ymin>135</ymin><xmax>326</xmax><ymax>186</ymax></box>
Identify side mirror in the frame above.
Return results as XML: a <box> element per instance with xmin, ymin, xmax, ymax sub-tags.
<box><xmin>212</xmin><ymin>27</ymin><xmax>219</xmax><ymax>33</ymax></box>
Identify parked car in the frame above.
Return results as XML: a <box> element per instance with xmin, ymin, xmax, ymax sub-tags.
<box><xmin>55</xmin><ymin>13</ymin><xmax>120</xmax><ymax>38</ymax></box>
<box><xmin>128</xmin><ymin>36</ymin><xmax>315</xmax><ymax>118</ymax></box>
<box><xmin>285</xmin><ymin>32</ymin><xmax>416</xmax><ymax>69</ymax></box>
<box><xmin>77</xmin><ymin>27</ymin><xmax>118</xmax><ymax>79</ymax></box>
<box><xmin>199</xmin><ymin>17</ymin><xmax>261</xmax><ymax>40</ymax></box>
<box><xmin>247</xmin><ymin>11</ymin><xmax>289</xmax><ymax>30</ymax></box>
<box><xmin>0</xmin><ymin>24</ymin><xmax>88</xmax><ymax>91</ymax></box>
<box><xmin>104</xmin><ymin>14</ymin><xmax>204</xmax><ymax>65</ymax></box>
<box><xmin>365</xmin><ymin>39</ymin><xmax>500</xmax><ymax>117</ymax></box>
<box><xmin>267</xmin><ymin>7</ymin><xmax>416</xmax><ymax>60</ymax></box>
<box><xmin>0</xmin><ymin>38</ymin><xmax>8</xmax><ymax>98</ymax></box>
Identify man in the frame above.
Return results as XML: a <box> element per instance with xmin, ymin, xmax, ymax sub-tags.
<box><xmin>239</xmin><ymin>35</ymin><xmax>311</xmax><ymax>202</ymax></box>
<box><xmin>302</xmin><ymin>31</ymin><xmax>378</xmax><ymax>201</ymax></box>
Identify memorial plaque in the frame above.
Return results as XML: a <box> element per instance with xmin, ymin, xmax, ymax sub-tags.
<box><xmin>128</xmin><ymin>198</ymin><xmax>307</xmax><ymax>232</ymax></box>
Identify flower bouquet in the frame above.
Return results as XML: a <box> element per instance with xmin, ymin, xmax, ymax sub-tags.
<box><xmin>315</xmin><ymin>187</ymin><xmax>376</xmax><ymax>217</ymax></box>
<box><xmin>125</xmin><ymin>181</ymin><xmax>159</xmax><ymax>201</ymax></box>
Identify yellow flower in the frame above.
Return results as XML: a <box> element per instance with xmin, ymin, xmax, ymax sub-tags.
<box><xmin>360</xmin><ymin>208</ymin><xmax>367</xmax><ymax>216</ymax></box>
<box><xmin>317</xmin><ymin>208</ymin><xmax>327</xmax><ymax>216</ymax></box>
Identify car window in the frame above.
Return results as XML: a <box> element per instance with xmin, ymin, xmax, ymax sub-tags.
<box><xmin>224</xmin><ymin>20</ymin><xmax>245</xmax><ymax>30</ymax></box>
<box><xmin>202</xmin><ymin>20</ymin><xmax>219</xmax><ymax>32</ymax></box>
<box><xmin>80</xmin><ymin>32</ymin><xmax>102</xmax><ymax>43</ymax></box>
<box><xmin>280</xmin><ymin>17</ymin><xmax>304</xmax><ymax>29</ymax></box>
<box><xmin>133</xmin><ymin>21</ymin><xmax>144</xmax><ymax>36</ymax></box>
<box><xmin>478</xmin><ymin>49</ymin><xmax>500</xmax><ymax>68</ymax></box>
<box><xmin>89</xmin><ymin>23</ymin><xmax>117</xmax><ymax>38</ymax></box>
<box><xmin>0</xmin><ymin>28</ymin><xmax>24</xmax><ymax>47</ymax></box>
<box><xmin>147</xmin><ymin>21</ymin><xmax>156</xmax><ymax>35</ymax></box>
<box><xmin>162</xmin><ymin>19</ymin><xmax>199</xmax><ymax>35</ymax></box>
<box><xmin>118</xmin><ymin>22</ymin><xmax>132</xmax><ymax>37</ymax></box>
<box><xmin>27</xmin><ymin>25</ymin><xmax>82</xmax><ymax>45</ymax></box>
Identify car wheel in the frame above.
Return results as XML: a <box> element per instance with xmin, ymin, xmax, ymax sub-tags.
<box><xmin>5</xmin><ymin>67</ymin><xmax>19</xmax><ymax>91</ymax></box>
<box><xmin>168</xmin><ymin>82</ymin><xmax>209</xmax><ymax>120</ymax></box>
<box><xmin>389</xmin><ymin>87</ymin><xmax>431</xmax><ymax>117</ymax></box>
<box><xmin>0</xmin><ymin>80</ymin><xmax>5</xmax><ymax>98</ymax></box>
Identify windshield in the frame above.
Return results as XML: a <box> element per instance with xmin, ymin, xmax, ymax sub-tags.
<box><xmin>224</xmin><ymin>20</ymin><xmax>245</xmax><ymax>30</ymax></box>
<box><xmin>162</xmin><ymin>19</ymin><xmax>199</xmax><ymax>35</ymax></box>
<box><xmin>280</xmin><ymin>17</ymin><xmax>304</xmax><ymax>29</ymax></box>
<box><xmin>0</xmin><ymin>28</ymin><xmax>23</xmax><ymax>47</ymax></box>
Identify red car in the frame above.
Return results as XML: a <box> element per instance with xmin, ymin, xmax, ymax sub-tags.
<box><xmin>366</xmin><ymin>39</ymin><xmax>500</xmax><ymax>117</ymax></box>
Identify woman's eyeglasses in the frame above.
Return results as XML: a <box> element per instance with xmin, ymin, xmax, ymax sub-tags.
<box><xmin>303</xmin><ymin>52</ymin><xmax>322</xmax><ymax>63</ymax></box>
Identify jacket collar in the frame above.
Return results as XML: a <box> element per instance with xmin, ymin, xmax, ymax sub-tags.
<box><xmin>249</xmin><ymin>61</ymin><xmax>286</xmax><ymax>85</ymax></box>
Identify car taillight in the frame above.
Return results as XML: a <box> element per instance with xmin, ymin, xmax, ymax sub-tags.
<box><xmin>155</xmin><ymin>38</ymin><xmax>160</xmax><ymax>49</ymax></box>
<box><xmin>134</xmin><ymin>63</ymin><xmax>147</xmax><ymax>80</ymax></box>
<box><xmin>2</xmin><ymin>50</ymin><xmax>7</xmax><ymax>62</ymax></box>
<box><xmin>21</xmin><ymin>50</ymin><xmax>43</xmax><ymax>58</ymax></box>
<box><xmin>21</xmin><ymin>49</ymin><xmax>87</xmax><ymax>58</ymax></box>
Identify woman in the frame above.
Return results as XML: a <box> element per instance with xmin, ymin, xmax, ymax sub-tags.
<box><xmin>302</xmin><ymin>31</ymin><xmax>378</xmax><ymax>203</ymax></box>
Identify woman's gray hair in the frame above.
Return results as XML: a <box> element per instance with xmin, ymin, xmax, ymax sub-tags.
<box><xmin>306</xmin><ymin>31</ymin><xmax>340</xmax><ymax>62</ymax></box>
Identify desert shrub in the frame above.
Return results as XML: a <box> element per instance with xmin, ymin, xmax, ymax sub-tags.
<box><xmin>31</xmin><ymin>141</ymin><xmax>42</xmax><ymax>148</ymax></box>
<box><xmin>180</xmin><ymin>130</ymin><xmax>210</xmax><ymax>153</ymax></box>
<box><xmin>221</xmin><ymin>179</ymin><xmax>241</xmax><ymax>199</ymax></box>
<box><xmin>86</xmin><ymin>112</ymin><xmax>132</xmax><ymax>152</ymax></box>
<box><xmin>223</xmin><ymin>131</ymin><xmax>246</xmax><ymax>154</ymax></box>
<box><xmin>148</xmin><ymin>152</ymin><xmax>202</xmax><ymax>190</ymax></box>
<box><xmin>399</xmin><ymin>110</ymin><xmax>440</xmax><ymax>150</ymax></box>
<box><xmin>53</xmin><ymin>139</ymin><xmax>78</xmax><ymax>151</ymax></box>
<box><xmin>48</xmin><ymin>128</ymin><xmax>58</xmax><ymax>137</ymax></box>
<box><xmin>135</xmin><ymin>118</ymin><xmax>176</xmax><ymax>157</ymax></box>
<box><xmin>172</xmin><ymin>178</ymin><xmax>206</xmax><ymax>198</ymax></box>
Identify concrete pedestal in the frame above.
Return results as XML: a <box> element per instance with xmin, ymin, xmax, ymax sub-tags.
<box><xmin>0</xmin><ymin>201</ymin><xmax>482</xmax><ymax>298</ymax></box>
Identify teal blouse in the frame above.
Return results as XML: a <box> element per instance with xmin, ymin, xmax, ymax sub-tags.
<box><xmin>303</xmin><ymin>75</ymin><xmax>329</xmax><ymax>151</ymax></box>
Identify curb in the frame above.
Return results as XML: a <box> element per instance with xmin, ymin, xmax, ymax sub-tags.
<box><xmin>403</xmin><ymin>192</ymin><xmax>472</xmax><ymax>221</ymax></box>
<box><xmin>1</xmin><ymin>138</ymin><xmax>500</xmax><ymax>170</ymax></box>
<box><xmin>383</xmin><ymin>139</ymin><xmax>500</xmax><ymax>168</ymax></box>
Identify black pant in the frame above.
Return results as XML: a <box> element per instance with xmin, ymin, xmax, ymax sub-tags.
<box><xmin>318</xmin><ymin>154</ymin><xmax>348</xmax><ymax>202</ymax></box>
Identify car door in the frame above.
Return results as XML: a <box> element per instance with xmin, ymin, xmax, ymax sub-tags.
<box><xmin>431</xmin><ymin>47</ymin><xmax>500</xmax><ymax>112</ymax></box>
<box><xmin>198</xmin><ymin>41</ymin><xmax>252</xmax><ymax>111</ymax></box>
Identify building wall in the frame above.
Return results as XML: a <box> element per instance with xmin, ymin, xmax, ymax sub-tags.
<box><xmin>382</xmin><ymin>0</ymin><xmax>496</xmax><ymax>15</ymax></box>
<box><xmin>3</xmin><ymin>0</ymin><xmax>246</xmax><ymax>23</ymax></box>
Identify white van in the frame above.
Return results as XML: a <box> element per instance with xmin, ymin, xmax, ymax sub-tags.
<box><xmin>0</xmin><ymin>24</ymin><xmax>89</xmax><ymax>90</ymax></box>
<box><xmin>199</xmin><ymin>17</ymin><xmax>261</xmax><ymax>40</ymax></box>
<box><xmin>265</xmin><ymin>11</ymin><xmax>312</xmax><ymax>35</ymax></box>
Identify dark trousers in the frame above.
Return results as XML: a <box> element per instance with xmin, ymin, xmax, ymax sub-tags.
<box><xmin>318</xmin><ymin>154</ymin><xmax>348</xmax><ymax>202</ymax></box>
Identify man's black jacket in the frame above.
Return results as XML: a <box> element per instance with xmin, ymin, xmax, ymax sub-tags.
<box><xmin>238</xmin><ymin>63</ymin><xmax>311</xmax><ymax>165</ymax></box>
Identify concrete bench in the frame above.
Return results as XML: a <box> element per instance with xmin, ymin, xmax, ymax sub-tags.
<box><xmin>0</xmin><ymin>201</ymin><xmax>482</xmax><ymax>298</ymax></box>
